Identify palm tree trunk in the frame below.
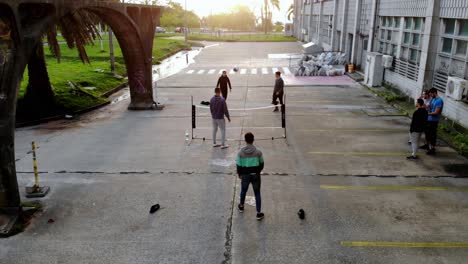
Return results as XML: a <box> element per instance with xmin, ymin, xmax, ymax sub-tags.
<box><xmin>23</xmin><ymin>42</ymin><xmax>56</xmax><ymax>119</ymax></box>
<box><xmin>109</xmin><ymin>27</ymin><xmax>115</xmax><ymax>74</ymax></box>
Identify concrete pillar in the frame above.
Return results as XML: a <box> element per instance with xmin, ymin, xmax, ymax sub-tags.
<box><xmin>350</xmin><ymin>0</ymin><xmax>362</xmax><ymax>64</ymax></box>
<box><xmin>418</xmin><ymin>0</ymin><xmax>440</xmax><ymax>98</ymax></box>
<box><xmin>0</xmin><ymin>7</ymin><xmax>22</xmax><ymax>210</ymax></box>
<box><xmin>339</xmin><ymin>0</ymin><xmax>349</xmax><ymax>52</ymax></box>
<box><xmin>330</xmin><ymin>0</ymin><xmax>339</xmax><ymax>50</ymax></box>
<box><xmin>317</xmin><ymin>1</ymin><xmax>323</xmax><ymax>44</ymax></box>
<box><xmin>367</xmin><ymin>0</ymin><xmax>378</xmax><ymax>52</ymax></box>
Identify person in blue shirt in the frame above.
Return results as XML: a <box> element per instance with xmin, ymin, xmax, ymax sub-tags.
<box><xmin>426</xmin><ymin>88</ymin><xmax>444</xmax><ymax>155</ymax></box>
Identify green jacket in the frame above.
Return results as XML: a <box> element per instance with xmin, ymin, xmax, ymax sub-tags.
<box><xmin>236</xmin><ymin>144</ymin><xmax>264</xmax><ymax>175</ymax></box>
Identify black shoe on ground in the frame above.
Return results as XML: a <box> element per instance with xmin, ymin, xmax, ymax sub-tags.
<box><xmin>238</xmin><ymin>204</ymin><xmax>244</xmax><ymax>213</ymax></box>
<box><xmin>406</xmin><ymin>155</ymin><xmax>418</xmax><ymax>160</ymax></box>
<box><xmin>419</xmin><ymin>144</ymin><xmax>429</xmax><ymax>150</ymax></box>
<box><xmin>273</xmin><ymin>107</ymin><xmax>279</xmax><ymax>112</ymax></box>
<box><xmin>426</xmin><ymin>148</ymin><xmax>436</xmax><ymax>155</ymax></box>
<box><xmin>256</xmin><ymin>212</ymin><xmax>264</xmax><ymax>221</ymax></box>
<box><xmin>407</xmin><ymin>141</ymin><xmax>412</xmax><ymax>145</ymax></box>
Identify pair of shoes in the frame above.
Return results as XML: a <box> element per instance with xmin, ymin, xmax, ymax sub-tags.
<box><xmin>427</xmin><ymin>148</ymin><xmax>436</xmax><ymax>155</ymax></box>
<box><xmin>256</xmin><ymin>212</ymin><xmax>265</xmax><ymax>221</ymax></box>
<box><xmin>406</xmin><ymin>155</ymin><xmax>418</xmax><ymax>160</ymax></box>
<box><xmin>213</xmin><ymin>144</ymin><xmax>221</xmax><ymax>147</ymax></box>
<box><xmin>221</xmin><ymin>145</ymin><xmax>229</xmax><ymax>149</ymax></box>
<box><xmin>238</xmin><ymin>204</ymin><xmax>244</xmax><ymax>213</ymax></box>
<box><xmin>419</xmin><ymin>144</ymin><xmax>429</xmax><ymax>150</ymax></box>
<box><xmin>272</xmin><ymin>107</ymin><xmax>279</xmax><ymax>112</ymax></box>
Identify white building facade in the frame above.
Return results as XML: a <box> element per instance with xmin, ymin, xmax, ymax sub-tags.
<box><xmin>293</xmin><ymin>0</ymin><xmax>468</xmax><ymax>128</ymax></box>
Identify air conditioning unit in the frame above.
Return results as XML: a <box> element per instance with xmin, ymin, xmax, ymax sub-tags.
<box><xmin>382</xmin><ymin>55</ymin><xmax>393</xmax><ymax>68</ymax></box>
<box><xmin>365</xmin><ymin>52</ymin><xmax>384</xmax><ymax>87</ymax></box>
<box><xmin>446</xmin><ymin>76</ymin><xmax>468</xmax><ymax>101</ymax></box>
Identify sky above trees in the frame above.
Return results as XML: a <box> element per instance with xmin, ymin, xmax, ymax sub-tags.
<box><xmin>155</xmin><ymin>0</ymin><xmax>293</xmax><ymax>23</ymax></box>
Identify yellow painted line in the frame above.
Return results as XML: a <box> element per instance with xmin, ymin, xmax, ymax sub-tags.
<box><xmin>321</xmin><ymin>185</ymin><xmax>468</xmax><ymax>192</ymax></box>
<box><xmin>341</xmin><ymin>241</ymin><xmax>468</xmax><ymax>248</ymax></box>
<box><xmin>308</xmin><ymin>151</ymin><xmax>407</xmax><ymax>156</ymax></box>
<box><xmin>301</xmin><ymin>129</ymin><xmax>406</xmax><ymax>132</ymax></box>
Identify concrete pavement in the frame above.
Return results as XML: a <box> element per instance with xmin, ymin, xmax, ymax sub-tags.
<box><xmin>2</xmin><ymin>41</ymin><xmax>468</xmax><ymax>263</ymax></box>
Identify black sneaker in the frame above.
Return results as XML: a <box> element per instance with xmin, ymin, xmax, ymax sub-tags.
<box><xmin>407</xmin><ymin>141</ymin><xmax>412</xmax><ymax>145</ymax></box>
<box><xmin>426</xmin><ymin>148</ymin><xmax>436</xmax><ymax>155</ymax></box>
<box><xmin>238</xmin><ymin>204</ymin><xmax>244</xmax><ymax>213</ymax></box>
<box><xmin>406</xmin><ymin>155</ymin><xmax>418</xmax><ymax>160</ymax></box>
<box><xmin>273</xmin><ymin>107</ymin><xmax>279</xmax><ymax>112</ymax></box>
<box><xmin>419</xmin><ymin>144</ymin><xmax>429</xmax><ymax>150</ymax></box>
<box><xmin>256</xmin><ymin>212</ymin><xmax>264</xmax><ymax>221</ymax></box>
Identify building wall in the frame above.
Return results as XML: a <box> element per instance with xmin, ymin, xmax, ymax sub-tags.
<box><xmin>293</xmin><ymin>0</ymin><xmax>468</xmax><ymax>128</ymax></box>
<box><xmin>378</xmin><ymin>0</ymin><xmax>428</xmax><ymax>17</ymax></box>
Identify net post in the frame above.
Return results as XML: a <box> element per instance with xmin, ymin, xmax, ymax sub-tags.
<box><xmin>191</xmin><ymin>96</ymin><xmax>195</xmax><ymax>138</ymax></box>
<box><xmin>282</xmin><ymin>95</ymin><xmax>287</xmax><ymax>138</ymax></box>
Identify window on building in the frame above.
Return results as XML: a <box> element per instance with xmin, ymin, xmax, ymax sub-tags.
<box><xmin>442</xmin><ymin>38</ymin><xmax>453</xmax><ymax>53</ymax></box>
<box><xmin>387</xmin><ymin>30</ymin><xmax>392</xmax><ymax>41</ymax></box>
<box><xmin>412</xmin><ymin>34</ymin><xmax>420</xmax><ymax>46</ymax></box>
<box><xmin>434</xmin><ymin>19</ymin><xmax>468</xmax><ymax>92</ymax></box>
<box><xmin>395</xmin><ymin>17</ymin><xmax>401</xmax><ymax>28</ymax></box>
<box><xmin>459</xmin><ymin>20</ymin><xmax>468</xmax><ymax>36</ymax></box>
<box><xmin>414</xmin><ymin>18</ymin><xmax>422</xmax><ymax>30</ymax></box>
<box><xmin>456</xmin><ymin>40</ymin><xmax>467</xmax><ymax>56</ymax></box>
<box><xmin>404</xmin><ymin>32</ymin><xmax>410</xmax><ymax>44</ymax></box>
<box><xmin>409</xmin><ymin>49</ymin><xmax>418</xmax><ymax>62</ymax></box>
<box><xmin>405</xmin><ymin>18</ymin><xmax>412</xmax><ymax>29</ymax></box>
<box><xmin>445</xmin><ymin>19</ymin><xmax>455</xmax><ymax>34</ymax></box>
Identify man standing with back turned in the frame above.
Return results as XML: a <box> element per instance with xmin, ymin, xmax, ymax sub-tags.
<box><xmin>210</xmin><ymin>87</ymin><xmax>231</xmax><ymax>149</ymax></box>
<box><xmin>237</xmin><ymin>132</ymin><xmax>265</xmax><ymax>221</ymax></box>
<box><xmin>272</xmin><ymin>71</ymin><xmax>284</xmax><ymax>112</ymax></box>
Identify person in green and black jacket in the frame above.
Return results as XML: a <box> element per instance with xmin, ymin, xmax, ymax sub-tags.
<box><xmin>237</xmin><ymin>132</ymin><xmax>265</xmax><ymax>220</ymax></box>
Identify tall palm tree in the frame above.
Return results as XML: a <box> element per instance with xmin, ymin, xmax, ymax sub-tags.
<box><xmin>261</xmin><ymin>0</ymin><xmax>280</xmax><ymax>34</ymax></box>
<box><xmin>22</xmin><ymin>9</ymin><xmax>102</xmax><ymax>118</ymax></box>
<box><xmin>287</xmin><ymin>3</ymin><xmax>294</xmax><ymax>21</ymax></box>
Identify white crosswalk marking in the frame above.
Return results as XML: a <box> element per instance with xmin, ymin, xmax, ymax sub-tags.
<box><xmin>240</xmin><ymin>69</ymin><xmax>247</xmax><ymax>74</ymax></box>
<box><xmin>187</xmin><ymin>70</ymin><xmax>194</xmax><ymax>74</ymax></box>
<box><xmin>282</xmin><ymin>67</ymin><xmax>292</xmax><ymax>75</ymax></box>
<box><xmin>197</xmin><ymin>70</ymin><xmax>205</xmax><ymax>74</ymax></box>
<box><xmin>251</xmin><ymin>68</ymin><xmax>258</xmax><ymax>75</ymax></box>
<box><xmin>262</xmin><ymin>68</ymin><xmax>269</xmax><ymax>74</ymax></box>
<box><xmin>272</xmin><ymin>67</ymin><xmax>279</xmax><ymax>73</ymax></box>
<box><xmin>229</xmin><ymin>69</ymin><xmax>235</xmax><ymax>74</ymax></box>
<box><xmin>208</xmin><ymin>69</ymin><xmax>216</xmax><ymax>74</ymax></box>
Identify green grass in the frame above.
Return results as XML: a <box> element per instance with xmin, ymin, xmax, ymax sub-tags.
<box><xmin>187</xmin><ymin>33</ymin><xmax>297</xmax><ymax>42</ymax></box>
<box><xmin>19</xmin><ymin>37</ymin><xmax>191</xmax><ymax>114</ymax></box>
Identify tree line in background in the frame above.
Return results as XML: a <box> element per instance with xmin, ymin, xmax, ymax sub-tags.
<box><xmin>159</xmin><ymin>0</ymin><xmax>285</xmax><ymax>32</ymax></box>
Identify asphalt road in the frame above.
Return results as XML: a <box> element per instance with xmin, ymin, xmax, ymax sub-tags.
<box><xmin>2</xmin><ymin>41</ymin><xmax>468</xmax><ymax>264</ymax></box>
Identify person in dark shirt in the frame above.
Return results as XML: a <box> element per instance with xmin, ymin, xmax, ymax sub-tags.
<box><xmin>272</xmin><ymin>71</ymin><xmax>284</xmax><ymax>112</ymax></box>
<box><xmin>407</xmin><ymin>99</ymin><xmax>428</xmax><ymax>160</ymax></box>
<box><xmin>216</xmin><ymin>71</ymin><xmax>232</xmax><ymax>100</ymax></box>
<box><xmin>210</xmin><ymin>88</ymin><xmax>231</xmax><ymax>149</ymax></box>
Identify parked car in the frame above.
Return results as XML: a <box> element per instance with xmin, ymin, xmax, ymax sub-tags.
<box><xmin>175</xmin><ymin>27</ymin><xmax>189</xmax><ymax>33</ymax></box>
<box><xmin>155</xmin><ymin>27</ymin><xmax>166</xmax><ymax>33</ymax></box>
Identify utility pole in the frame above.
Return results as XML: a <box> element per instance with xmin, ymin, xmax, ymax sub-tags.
<box><xmin>184</xmin><ymin>0</ymin><xmax>188</xmax><ymax>42</ymax></box>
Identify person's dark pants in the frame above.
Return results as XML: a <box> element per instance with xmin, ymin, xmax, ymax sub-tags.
<box><xmin>272</xmin><ymin>92</ymin><xmax>284</xmax><ymax>106</ymax></box>
<box><xmin>221</xmin><ymin>88</ymin><xmax>228</xmax><ymax>100</ymax></box>
<box><xmin>239</xmin><ymin>173</ymin><xmax>261</xmax><ymax>213</ymax></box>
<box><xmin>426</xmin><ymin>121</ymin><xmax>439</xmax><ymax>149</ymax></box>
